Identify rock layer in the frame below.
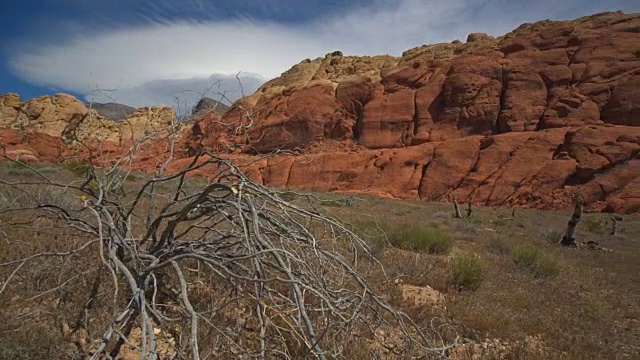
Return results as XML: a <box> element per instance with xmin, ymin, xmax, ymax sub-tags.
<box><xmin>217</xmin><ymin>12</ymin><xmax>639</xmax><ymax>152</ymax></box>
<box><xmin>1</xmin><ymin>12</ymin><xmax>639</xmax><ymax>214</ymax></box>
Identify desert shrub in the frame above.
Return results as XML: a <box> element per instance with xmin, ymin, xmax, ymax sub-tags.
<box><xmin>432</xmin><ymin>211</ymin><xmax>452</xmax><ymax>221</ymax></box>
<box><xmin>451</xmin><ymin>252</ymin><xmax>486</xmax><ymax>291</ymax></box>
<box><xmin>510</xmin><ymin>181</ymin><xmax>523</xmax><ymax>189</ymax></box>
<box><xmin>123</xmin><ymin>172</ymin><xmax>143</xmax><ymax>182</ymax></box>
<box><xmin>1</xmin><ymin>157</ymin><xmax>452</xmax><ymax>358</ymax></box>
<box><xmin>491</xmin><ymin>214</ymin><xmax>511</xmax><ymax>227</ymax></box>
<box><xmin>543</xmin><ymin>230</ymin><xmax>563</xmax><ymax>245</ymax></box>
<box><xmin>466</xmin><ymin>215</ymin><xmax>482</xmax><ymax>225</ymax></box>
<box><xmin>321</xmin><ymin>200</ymin><xmax>345</xmax><ymax>207</ymax></box>
<box><xmin>0</xmin><ymin>183</ymin><xmax>77</xmax><ymax>210</ymax></box>
<box><xmin>4</xmin><ymin>158</ymin><xmax>33</xmax><ymax>176</ymax></box>
<box><xmin>453</xmin><ymin>219</ymin><xmax>478</xmax><ymax>240</ymax></box>
<box><xmin>349</xmin><ymin>219</ymin><xmax>388</xmax><ymax>257</ymax></box>
<box><xmin>320</xmin><ymin>196</ymin><xmax>353</xmax><ymax>207</ymax></box>
<box><xmin>63</xmin><ymin>160</ymin><xmax>91</xmax><ymax>176</ymax></box>
<box><xmin>277</xmin><ymin>190</ymin><xmax>298</xmax><ymax>202</ymax></box>
<box><xmin>583</xmin><ymin>217</ymin><xmax>605</xmax><ymax>235</ymax></box>
<box><xmin>534</xmin><ymin>255</ymin><xmax>561</xmax><ymax>279</ymax></box>
<box><xmin>350</xmin><ymin>220</ymin><xmax>453</xmax><ymax>256</ymax></box>
<box><xmin>8</xmin><ymin>158</ymin><xmax>30</xmax><ymax>168</ymax></box>
<box><xmin>486</xmin><ymin>235</ymin><xmax>512</xmax><ymax>255</ymax></box>
<box><xmin>387</xmin><ymin>224</ymin><xmax>453</xmax><ymax>254</ymax></box>
<box><xmin>510</xmin><ymin>245</ymin><xmax>560</xmax><ymax>279</ymax></box>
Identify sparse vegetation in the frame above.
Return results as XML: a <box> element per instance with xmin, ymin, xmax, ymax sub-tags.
<box><xmin>510</xmin><ymin>245</ymin><xmax>560</xmax><ymax>279</ymax></box>
<box><xmin>452</xmin><ymin>252</ymin><xmax>486</xmax><ymax>291</ymax></box>
<box><xmin>544</xmin><ymin>229</ymin><xmax>563</xmax><ymax>245</ymax></box>
<box><xmin>1</xmin><ymin>155</ymin><xmax>457</xmax><ymax>359</ymax></box>
<box><xmin>350</xmin><ymin>219</ymin><xmax>453</xmax><ymax>255</ymax></box>
<box><xmin>491</xmin><ymin>215</ymin><xmax>510</xmax><ymax>227</ymax></box>
<box><xmin>62</xmin><ymin>159</ymin><xmax>91</xmax><ymax>176</ymax></box>
<box><xmin>583</xmin><ymin>217</ymin><xmax>605</xmax><ymax>234</ymax></box>
<box><xmin>1</xmin><ymin>160</ymin><xmax>639</xmax><ymax>359</ymax></box>
<box><xmin>486</xmin><ymin>235</ymin><xmax>512</xmax><ymax>255</ymax></box>
<box><xmin>349</xmin><ymin>219</ymin><xmax>388</xmax><ymax>257</ymax></box>
<box><xmin>8</xmin><ymin>158</ymin><xmax>30</xmax><ymax>168</ymax></box>
<box><xmin>386</xmin><ymin>223</ymin><xmax>453</xmax><ymax>254</ymax></box>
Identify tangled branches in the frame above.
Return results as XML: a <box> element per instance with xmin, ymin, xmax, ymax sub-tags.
<box><xmin>0</xmin><ymin>151</ymin><xmax>453</xmax><ymax>359</ymax></box>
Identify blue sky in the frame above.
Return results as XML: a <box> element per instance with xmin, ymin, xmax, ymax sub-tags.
<box><xmin>1</xmin><ymin>0</ymin><xmax>638</xmax><ymax>110</ymax></box>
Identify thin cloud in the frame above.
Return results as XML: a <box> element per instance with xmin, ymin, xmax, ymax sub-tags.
<box><xmin>10</xmin><ymin>20</ymin><xmax>320</xmax><ymax>89</ymax></box>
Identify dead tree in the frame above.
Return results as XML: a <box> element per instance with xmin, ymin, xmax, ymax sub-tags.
<box><xmin>466</xmin><ymin>200</ymin><xmax>472</xmax><ymax>218</ymax></box>
<box><xmin>561</xmin><ymin>194</ymin><xmax>583</xmax><ymax>247</ymax></box>
<box><xmin>452</xmin><ymin>196</ymin><xmax>463</xmax><ymax>219</ymax></box>
<box><xmin>610</xmin><ymin>215</ymin><xmax>623</xmax><ymax>236</ymax></box>
<box><xmin>0</xmin><ymin>143</ymin><xmax>453</xmax><ymax>358</ymax></box>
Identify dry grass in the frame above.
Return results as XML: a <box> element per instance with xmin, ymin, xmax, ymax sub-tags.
<box><xmin>1</xmin><ymin>162</ymin><xmax>639</xmax><ymax>359</ymax></box>
<box><xmin>451</xmin><ymin>252</ymin><xmax>486</xmax><ymax>291</ymax></box>
<box><xmin>319</xmin><ymin>191</ymin><xmax>640</xmax><ymax>359</ymax></box>
<box><xmin>510</xmin><ymin>245</ymin><xmax>561</xmax><ymax>279</ymax></box>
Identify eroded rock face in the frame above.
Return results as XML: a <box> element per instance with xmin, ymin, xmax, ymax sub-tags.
<box><xmin>0</xmin><ymin>93</ymin><xmax>89</xmax><ymax>137</ymax></box>
<box><xmin>1</xmin><ymin>11</ymin><xmax>639</xmax><ymax>214</ymax></box>
<box><xmin>238</xmin><ymin>125</ymin><xmax>639</xmax><ymax>214</ymax></box>
<box><xmin>191</xmin><ymin>97</ymin><xmax>230</xmax><ymax>116</ymax></box>
<box><xmin>220</xmin><ymin>12</ymin><xmax>639</xmax><ymax>151</ymax></box>
<box><xmin>0</xmin><ymin>128</ymin><xmax>65</xmax><ymax>163</ymax></box>
<box><xmin>0</xmin><ymin>94</ymin><xmax>179</xmax><ymax>145</ymax></box>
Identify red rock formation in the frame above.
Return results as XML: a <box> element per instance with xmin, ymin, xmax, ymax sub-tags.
<box><xmin>1</xmin><ymin>12</ymin><xmax>639</xmax><ymax>213</ymax></box>
<box><xmin>235</xmin><ymin>125</ymin><xmax>639</xmax><ymax>213</ymax></box>
<box><xmin>221</xmin><ymin>12</ymin><xmax>639</xmax><ymax>152</ymax></box>
<box><xmin>0</xmin><ymin>128</ymin><xmax>65</xmax><ymax>163</ymax></box>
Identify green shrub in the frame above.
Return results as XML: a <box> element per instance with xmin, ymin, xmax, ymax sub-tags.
<box><xmin>321</xmin><ymin>196</ymin><xmax>353</xmax><ymax>207</ymax></box>
<box><xmin>349</xmin><ymin>219</ymin><xmax>388</xmax><ymax>258</ymax></box>
<box><xmin>492</xmin><ymin>215</ymin><xmax>510</xmax><ymax>227</ymax></box>
<box><xmin>466</xmin><ymin>215</ymin><xmax>482</xmax><ymax>225</ymax></box>
<box><xmin>386</xmin><ymin>224</ymin><xmax>453</xmax><ymax>254</ymax></box>
<box><xmin>544</xmin><ymin>230</ymin><xmax>563</xmax><ymax>245</ymax></box>
<box><xmin>14</xmin><ymin>158</ymin><xmax>30</xmax><ymax>166</ymax></box>
<box><xmin>321</xmin><ymin>200</ymin><xmax>345</xmax><ymax>207</ymax></box>
<box><xmin>534</xmin><ymin>255</ymin><xmax>561</xmax><ymax>279</ymax></box>
<box><xmin>349</xmin><ymin>220</ymin><xmax>453</xmax><ymax>255</ymax></box>
<box><xmin>63</xmin><ymin>160</ymin><xmax>91</xmax><ymax>176</ymax></box>
<box><xmin>7</xmin><ymin>158</ymin><xmax>31</xmax><ymax>172</ymax></box>
<box><xmin>486</xmin><ymin>235</ymin><xmax>512</xmax><ymax>255</ymax></box>
<box><xmin>510</xmin><ymin>245</ymin><xmax>560</xmax><ymax>279</ymax></box>
<box><xmin>583</xmin><ymin>218</ymin><xmax>604</xmax><ymax>235</ymax></box>
<box><xmin>452</xmin><ymin>252</ymin><xmax>486</xmax><ymax>291</ymax></box>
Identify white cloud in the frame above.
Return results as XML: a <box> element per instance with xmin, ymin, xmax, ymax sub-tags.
<box><xmin>10</xmin><ymin>20</ymin><xmax>320</xmax><ymax>92</ymax></box>
<box><xmin>8</xmin><ymin>0</ymin><xmax>638</xmax><ymax>107</ymax></box>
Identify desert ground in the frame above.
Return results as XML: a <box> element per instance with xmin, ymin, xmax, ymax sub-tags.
<box><xmin>1</xmin><ymin>160</ymin><xmax>638</xmax><ymax>359</ymax></box>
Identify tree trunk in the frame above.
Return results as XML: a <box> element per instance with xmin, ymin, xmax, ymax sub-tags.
<box><xmin>610</xmin><ymin>215</ymin><xmax>623</xmax><ymax>236</ymax></box>
<box><xmin>561</xmin><ymin>195</ymin><xmax>583</xmax><ymax>247</ymax></box>
<box><xmin>453</xmin><ymin>196</ymin><xmax>463</xmax><ymax>219</ymax></box>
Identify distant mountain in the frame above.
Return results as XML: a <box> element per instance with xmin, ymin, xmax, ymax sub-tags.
<box><xmin>85</xmin><ymin>102</ymin><xmax>136</xmax><ymax>121</ymax></box>
<box><xmin>192</xmin><ymin>97</ymin><xmax>229</xmax><ymax>116</ymax></box>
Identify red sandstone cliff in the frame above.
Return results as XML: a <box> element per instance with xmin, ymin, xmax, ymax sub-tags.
<box><xmin>1</xmin><ymin>12</ymin><xmax>639</xmax><ymax>213</ymax></box>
